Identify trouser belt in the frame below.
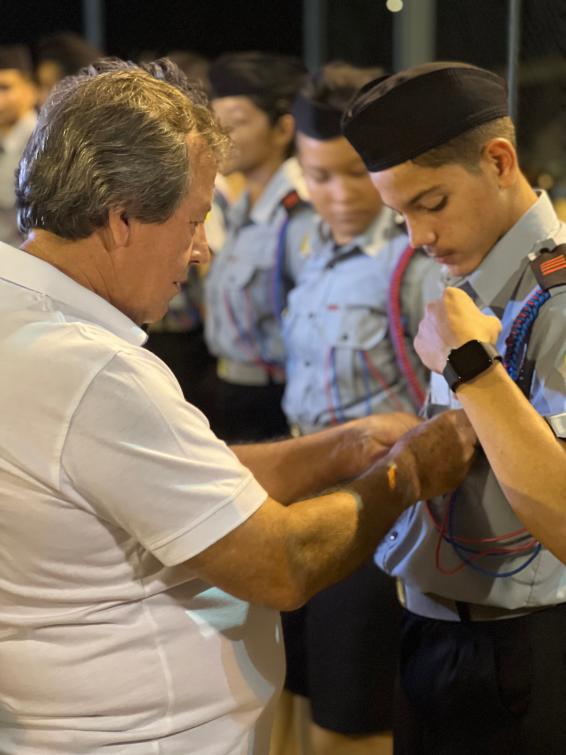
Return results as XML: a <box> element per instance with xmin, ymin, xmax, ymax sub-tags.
<box><xmin>217</xmin><ymin>358</ymin><xmax>285</xmax><ymax>386</ymax></box>
<box><xmin>397</xmin><ymin>581</ymin><xmax>548</xmax><ymax>622</ymax></box>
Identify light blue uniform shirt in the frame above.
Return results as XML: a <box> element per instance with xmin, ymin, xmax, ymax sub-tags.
<box><xmin>376</xmin><ymin>192</ymin><xmax>566</xmax><ymax>609</ymax></box>
<box><xmin>282</xmin><ymin>209</ymin><xmax>437</xmax><ymax>432</ymax></box>
<box><xmin>204</xmin><ymin>160</ymin><xmax>314</xmax><ymax>373</ymax></box>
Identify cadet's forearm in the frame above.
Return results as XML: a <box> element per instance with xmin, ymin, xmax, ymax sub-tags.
<box><xmin>458</xmin><ymin>363</ymin><xmax>566</xmax><ymax>562</ymax></box>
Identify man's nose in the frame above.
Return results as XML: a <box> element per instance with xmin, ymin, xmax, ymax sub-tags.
<box><xmin>190</xmin><ymin>224</ymin><xmax>211</xmax><ymax>265</ymax></box>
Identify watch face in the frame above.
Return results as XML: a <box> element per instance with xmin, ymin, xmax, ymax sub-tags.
<box><xmin>449</xmin><ymin>340</ymin><xmax>490</xmax><ymax>373</ymax></box>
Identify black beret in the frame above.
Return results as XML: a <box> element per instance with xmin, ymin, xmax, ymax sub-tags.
<box><xmin>342</xmin><ymin>61</ymin><xmax>509</xmax><ymax>172</ymax></box>
<box><xmin>292</xmin><ymin>92</ymin><xmax>343</xmax><ymax>140</ymax></box>
<box><xmin>0</xmin><ymin>45</ymin><xmax>33</xmax><ymax>74</ymax></box>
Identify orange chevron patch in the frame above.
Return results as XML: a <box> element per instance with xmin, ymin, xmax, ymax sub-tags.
<box><xmin>540</xmin><ymin>254</ymin><xmax>566</xmax><ymax>276</ymax></box>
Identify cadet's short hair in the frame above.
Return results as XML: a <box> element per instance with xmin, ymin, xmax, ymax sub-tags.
<box><xmin>17</xmin><ymin>62</ymin><xmax>228</xmax><ymax>240</ymax></box>
<box><xmin>209</xmin><ymin>51</ymin><xmax>306</xmax><ymax>124</ymax></box>
<box><xmin>300</xmin><ymin>62</ymin><xmax>383</xmax><ymax>114</ymax></box>
<box><xmin>413</xmin><ymin>116</ymin><xmax>517</xmax><ymax>173</ymax></box>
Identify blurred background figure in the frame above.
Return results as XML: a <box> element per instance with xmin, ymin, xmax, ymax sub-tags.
<box><xmin>166</xmin><ymin>49</ymin><xmax>211</xmax><ymax>94</ymax></box>
<box><xmin>204</xmin><ymin>51</ymin><xmax>313</xmax><ymax>442</ymax></box>
<box><xmin>0</xmin><ymin>45</ymin><xmax>37</xmax><ymax>246</ymax></box>
<box><xmin>35</xmin><ymin>31</ymin><xmax>103</xmax><ymax>106</ymax></box>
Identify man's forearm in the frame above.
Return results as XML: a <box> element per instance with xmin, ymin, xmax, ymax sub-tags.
<box><xmin>458</xmin><ymin>363</ymin><xmax>566</xmax><ymax>562</ymax></box>
<box><xmin>282</xmin><ymin>450</ymin><xmax>417</xmax><ymax>600</ymax></box>
<box><xmin>189</xmin><ymin>410</ymin><xmax>474</xmax><ymax>610</ymax></box>
<box><xmin>231</xmin><ymin>414</ymin><xmax>419</xmax><ymax>504</ymax></box>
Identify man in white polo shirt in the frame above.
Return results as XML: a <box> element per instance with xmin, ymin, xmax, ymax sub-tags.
<box><xmin>0</xmin><ymin>62</ymin><xmax>475</xmax><ymax>754</ymax></box>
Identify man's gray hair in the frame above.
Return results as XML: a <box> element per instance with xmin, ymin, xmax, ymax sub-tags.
<box><xmin>16</xmin><ymin>63</ymin><xmax>229</xmax><ymax>239</ymax></box>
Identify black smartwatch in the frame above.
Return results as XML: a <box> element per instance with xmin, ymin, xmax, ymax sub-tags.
<box><xmin>442</xmin><ymin>340</ymin><xmax>502</xmax><ymax>392</ymax></box>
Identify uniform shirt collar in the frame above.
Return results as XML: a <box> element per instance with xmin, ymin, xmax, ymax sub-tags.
<box><xmin>227</xmin><ymin>158</ymin><xmax>305</xmax><ymax>228</ymax></box>
<box><xmin>0</xmin><ymin>241</ymin><xmax>147</xmax><ymax>345</ymax></box>
<box><xmin>447</xmin><ymin>191</ymin><xmax>562</xmax><ymax>309</ymax></box>
<box><xmin>0</xmin><ymin>110</ymin><xmax>37</xmax><ymax>155</ymax></box>
<box><xmin>316</xmin><ymin>206</ymin><xmax>399</xmax><ymax>258</ymax></box>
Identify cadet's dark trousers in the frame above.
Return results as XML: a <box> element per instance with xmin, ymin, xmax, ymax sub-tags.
<box><xmin>213</xmin><ymin>379</ymin><xmax>288</xmax><ymax>443</ymax></box>
<box><xmin>394</xmin><ymin>602</ymin><xmax>566</xmax><ymax>754</ymax></box>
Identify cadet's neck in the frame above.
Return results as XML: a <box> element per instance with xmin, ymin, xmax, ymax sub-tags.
<box><xmin>245</xmin><ymin>155</ymin><xmax>286</xmax><ymax>208</ymax></box>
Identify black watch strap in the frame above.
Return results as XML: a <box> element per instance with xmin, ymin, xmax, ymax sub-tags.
<box><xmin>442</xmin><ymin>340</ymin><xmax>502</xmax><ymax>392</ymax></box>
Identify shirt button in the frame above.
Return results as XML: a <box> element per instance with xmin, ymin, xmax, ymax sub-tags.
<box><xmin>388</xmin><ymin>531</ymin><xmax>398</xmax><ymax>541</ymax></box>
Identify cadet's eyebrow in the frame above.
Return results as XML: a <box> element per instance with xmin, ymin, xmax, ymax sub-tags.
<box><xmin>406</xmin><ymin>185</ymin><xmax>445</xmax><ymax>207</ymax></box>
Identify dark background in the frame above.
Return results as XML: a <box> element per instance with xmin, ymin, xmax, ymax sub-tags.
<box><xmin>1</xmin><ymin>0</ymin><xmax>565</xmax><ymax>186</ymax></box>
<box><xmin>1</xmin><ymin>1</ymin><xmax>564</xmax><ymax>70</ymax></box>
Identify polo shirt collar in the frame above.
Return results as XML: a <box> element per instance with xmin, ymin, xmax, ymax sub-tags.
<box><xmin>448</xmin><ymin>191</ymin><xmax>562</xmax><ymax>308</ymax></box>
<box><xmin>0</xmin><ymin>241</ymin><xmax>147</xmax><ymax>345</ymax></box>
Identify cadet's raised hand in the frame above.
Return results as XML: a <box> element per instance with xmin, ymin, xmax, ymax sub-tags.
<box><xmin>414</xmin><ymin>287</ymin><xmax>502</xmax><ymax>373</ymax></box>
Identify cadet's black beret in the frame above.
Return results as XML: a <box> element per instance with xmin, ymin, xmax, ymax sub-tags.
<box><xmin>342</xmin><ymin>61</ymin><xmax>509</xmax><ymax>172</ymax></box>
<box><xmin>292</xmin><ymin>92</ymin><xmax>343</xmax><ymax>140</ymax></box>
<box><xmin>0</xmin><ymin>45</ymin><xmax>33</xmax><ymax>74</ymax></box>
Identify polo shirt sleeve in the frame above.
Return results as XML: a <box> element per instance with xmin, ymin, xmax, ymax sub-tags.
<box><xmin>60</xmin><ymin>348</ymin><xmax>269</xmax><ymax>566</ymax></box>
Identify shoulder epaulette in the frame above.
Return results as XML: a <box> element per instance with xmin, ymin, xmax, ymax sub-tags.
<box><xmin>530</xmin><ymin>244</ymin><xmax>566</xmax><ymax>291</ymax></box>
<box><xmin>280</xmin><ymin>189</ymin><xmax>302</xmax><ymax>215</ymax></box>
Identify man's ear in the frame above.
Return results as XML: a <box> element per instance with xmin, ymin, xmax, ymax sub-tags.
<box><xmin>106</xmin><ymin>208</ymin><xmax>132</xmax><ymax>249</ymax></box>
<box><xmin>482</xmin><ymin>138</ymin><xmax>518</xmax><ymax>188</ymax></box>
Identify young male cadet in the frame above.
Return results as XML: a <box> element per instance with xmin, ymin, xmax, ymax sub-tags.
<box><xmin>204</xmin><ymin>52</ymin><xmax>314</xmax><ymax>442</ymax></box>
<box><xmin>0</xmin><ymin>45</ymin><xmax>37</xmax><ymax>246</ymax></box>
<box><xmin>343</xmin><ymin>61</ymin><xmax>566</xmax><ymax>753</ymax></box>
<box><xmin>280</xmin><ymin>63</ymin><xmax>437</xmax><ymax>755</ymax></box>
<box><xmin>0</xmin><ymin>63</ymin><xmax>475</xmax><ymax>754</ymax></box>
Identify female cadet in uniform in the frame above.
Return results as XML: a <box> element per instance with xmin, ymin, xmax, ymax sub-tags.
<box><xmin>203</xmin><ymin>52</ymin><xmax>313</xmax><ymax>442</ymax></box>
<box><xmin>278</xmin><ymin>63</ymin><xmax>437</xmax><ymax>755</ymax></box>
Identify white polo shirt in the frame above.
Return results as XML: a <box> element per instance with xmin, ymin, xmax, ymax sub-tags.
<box><xmin>0</xmin><ymin>242</ymin><xmax>282</xmax><ymax>754</ymax></box>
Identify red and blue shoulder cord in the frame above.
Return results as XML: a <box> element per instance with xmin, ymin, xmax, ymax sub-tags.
<box><xmin>272</xmin><ymin>190</ymin><xmax>302</xmax><ymax>326</ymax></box>
<box><xmin>429</xmin><ymin>284</ymin><xmax>550</xmax><ymax>578</ymax></box>
<box><xmin>388</xmin><ymin>245</ymin><xmax>427</xmax><ymax>412</ymax></box>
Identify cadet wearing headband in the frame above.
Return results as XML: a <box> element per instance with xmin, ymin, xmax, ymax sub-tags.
<box><xmin>203</xmin><ymin>52</ymin><xmax>314</xmax><ymax>442</ymax></box>
<box><xmin>278</xmin><ymin>62</ymin><xmax>439</xmax><ymax>755</ymax></box>
<box><xmin>344</xmin><ymin>61</ymin><xmax>566</xmax><ymax>753</ymax></box>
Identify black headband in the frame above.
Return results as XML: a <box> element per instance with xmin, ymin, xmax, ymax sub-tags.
<box><xmin>292</xmin><ymin>92</ymin><xmax>343</xmax><ymax>140</ymax></box>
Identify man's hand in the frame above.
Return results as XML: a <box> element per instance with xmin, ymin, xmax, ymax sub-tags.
<box><xmin>333</xmin><ymin>412</ymin><xmax>423</xmax><ymax>480</ymax></box>
<box><xmin>414</xmin><ymin>287</ymin><xmax>502</xmax><ymax>372</ymax></box>
<box><xmin>386</xmin><ymin>409</ymin><xmax>477</xmax><ymax>501</ymax></box>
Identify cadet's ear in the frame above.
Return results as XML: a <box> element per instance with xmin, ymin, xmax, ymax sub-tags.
<box><xmin>106</xmin><ymin>208</ymin><xmax>132</xmax><ymax>249</ymax></box>
<box><xmin>273</xmin><ymin>113</ymin><xmax>296</xmax><ymax>152</ymax></box>
<box><xmin>482</xmin><ymin>138</ymin><xmax>517</xmax><ymax>188</ymax></box>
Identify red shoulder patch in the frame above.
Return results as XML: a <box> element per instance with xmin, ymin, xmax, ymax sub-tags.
<box><xmin>281</xmin><ymin>190</ymin><xmax>301</xmax><ymax>213</ymax></box>
<box><xmin>530</xmin><ymin>244</ymin><xmax>566</xmax><ymax>291</ymax></box>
